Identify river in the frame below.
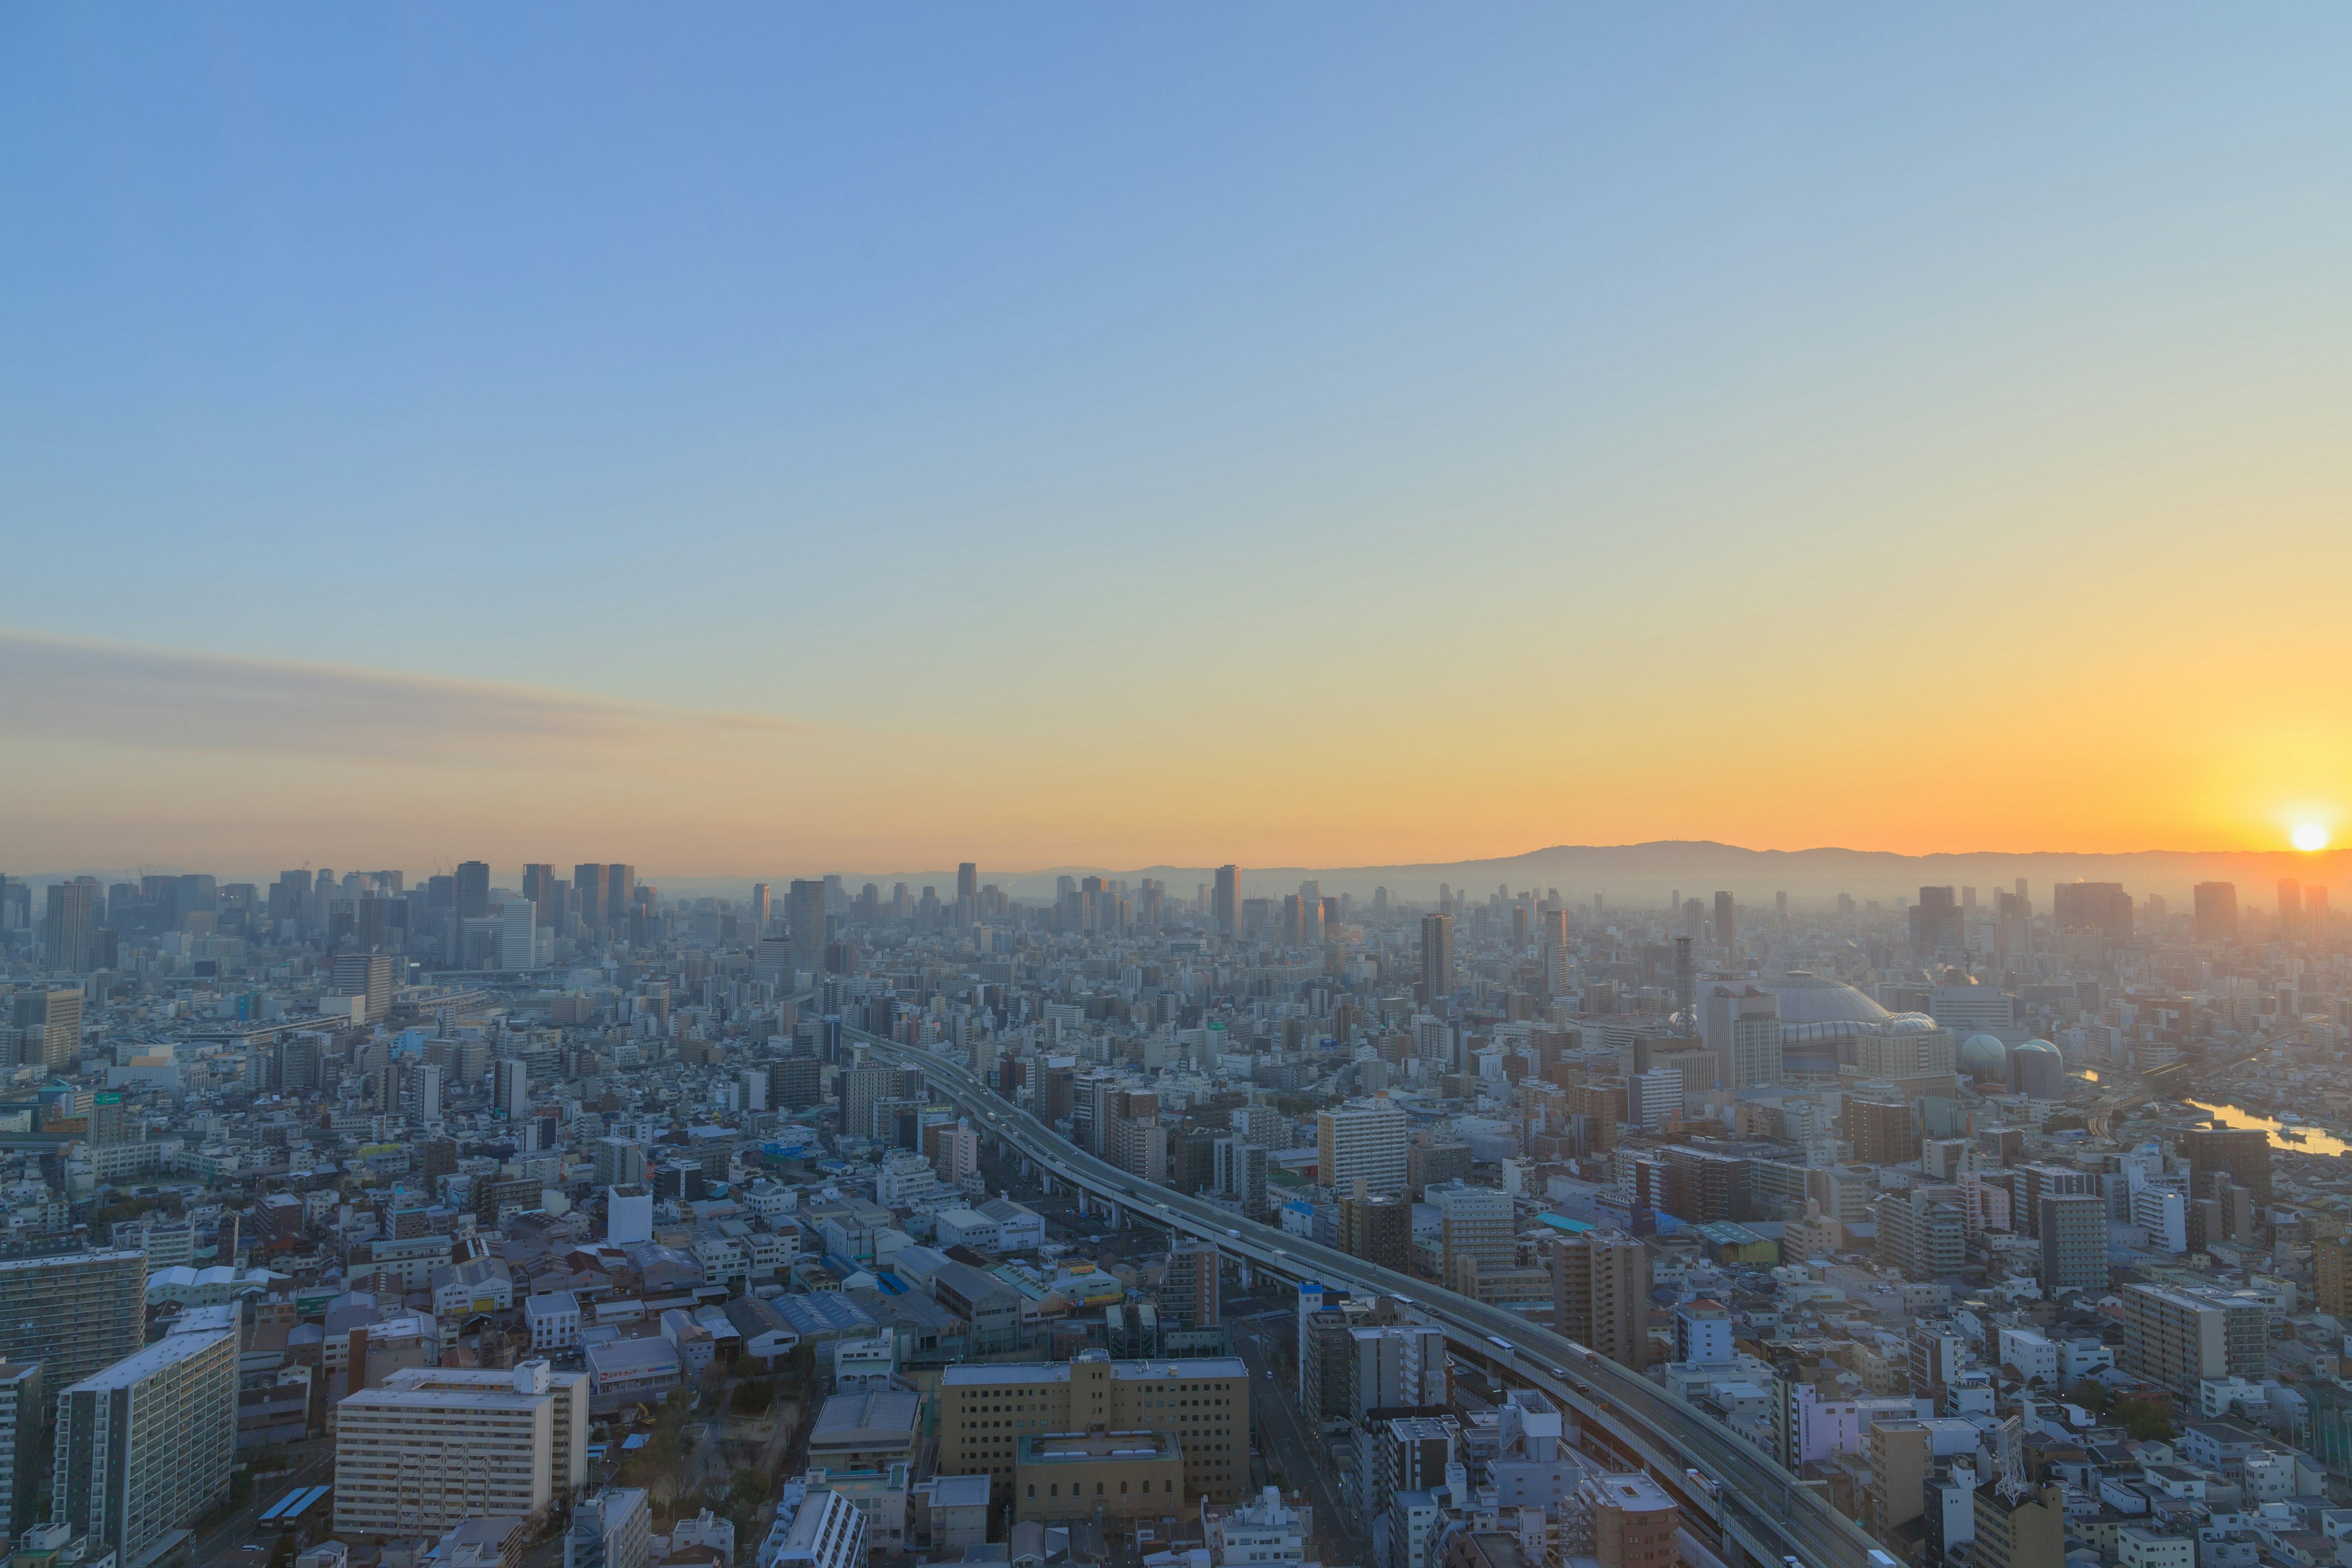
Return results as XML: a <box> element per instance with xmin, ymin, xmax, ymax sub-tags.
<box><xmin>2185</xmin><ymin>1099</ymin><xmax>2352</xmax><ymax>1158</ymax></box>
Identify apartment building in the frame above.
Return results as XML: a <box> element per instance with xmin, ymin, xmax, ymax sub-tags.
<box><xmin>333</xmin><ymin>1362</ymin><xmax>590</xmax><ymax>1536</ymax></box>
<box><xmin>53</xmin><ymin>1305</ymin><xmax>239</xmax><ymax>1566</ymax></box>
<box><xmin>1317</xmin><ymin>1101</ymin><xmax>1409</xmax><ymax>1199</ymax></box>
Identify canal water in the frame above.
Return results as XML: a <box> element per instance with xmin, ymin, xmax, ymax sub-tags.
<box><xmin>2185</xmin><ymin>1099</ymin><xmax>2352</xmax><ymax>1158</ymax></box>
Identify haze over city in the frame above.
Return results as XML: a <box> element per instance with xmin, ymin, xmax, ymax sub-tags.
<box><xmin>7</xmin><ymin>12</ymin><xmax>2352</xmax><ymax>1568</ymax></box>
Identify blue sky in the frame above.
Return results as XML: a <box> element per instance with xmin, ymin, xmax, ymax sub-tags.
<box><xmin>4</xmin><ymin>7</ymin><xmax>2350</xmax><ymax>870</ymax></box>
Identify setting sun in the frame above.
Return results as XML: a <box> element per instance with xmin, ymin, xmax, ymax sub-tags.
<box><xmin>2294</xmin><ymin>823</ymin><xmax>2331</xmax><ymax>851</ymax></box>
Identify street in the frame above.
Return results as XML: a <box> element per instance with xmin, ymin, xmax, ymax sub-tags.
<box><xmin>190</xmin><ymin>1442</ymin><xmax>334</xmax><ymax>1568</ymax></box>
<box><xmin>1233</xmin><ymin>1317</ymin><xmax>1365</xmax><ymax>1568</ymax></box>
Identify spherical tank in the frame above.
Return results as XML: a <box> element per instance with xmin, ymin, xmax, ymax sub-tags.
<box><xmin>1958</xmin><ymin>1032</ymin><xmax>2009</xmax><ymax>1088</ymax></box>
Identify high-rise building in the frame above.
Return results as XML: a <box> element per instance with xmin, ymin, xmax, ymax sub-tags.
<box><xmin>787</xmin><ymin>880</ymin><xmax>827</xmax><ymax>981</ymax></box>
<box><xmin>1550</xmin><ymin>1231</ymin><xmax>1648</xmax><ymax>1370</ymax></box>
<box><xmin>333</xmin><ymin>1362</ymin><xmax>590</xmax><ymax>1536</ymax></box>
<box><xmin>747</xmin><ymin>882</ymin><xmax>772</xmax><ymax>935</ymax></box>
<box><xmin>2120</xmin><ymin>1283</ymin><xmax>2268</xmax><ymax>1394</ymax></box>
<box><xmin>840</xmin><ymin>1063</ymin><xmax>894</xmax><ymax>1144</ymax></box>
<box><xmin>40</xmin><ymin>881</ymin><xmax>97</xmax><ymax>974</ymax></box>
<box><xmin>768</xmin><ymin>1055</ymin><xmax>822</xmax><ymax>1111</ymax></box>
<box><xmin>1419</xmin><ymin>914</ymin><xmax>1453</xmax><ymax>1003</ymax></box>
<box><xmin>1844</xmin><ymin>1099</ymin><xmax>1914</xmax><ymax>1166</ymax></box>
<box><xmin>494</xmin><ymin>1058</ymin><xmax>531</xmax><ymax>1118</ymax></box>
<box><xmin>10</xmin><ymin>989</ymin><xmax>83</xmax><ymax>1074</ymax></box>
<box><xmin>1711</xmin><ymin>891</ymin><xmax>1736</xmax><ymax>951</ymax></box>
<box><xmin>330</xmin><ymin>954</ymin><xmax>397</xmax><ymax>1023</ymax></box>
<box><xmin>2193</xmin><ymin>881</ymin><xmax>2239</xmax><ymax>943</ymax></box>
<box><xmin>2038</xmin><ymin>1193</ymin><xmax>2108</xmax><ymax>1293</ymax></box>
<box><xmin>2185</xmin><ymin>1126</ymin><xmax>2272</xmax><ymax>1211</ymax></box>
<box><xmin>1336</xmin><ymin>1193</ymin><xmax>1411</xmax><ymax>1274</ymax></box>
<box><xmin>0</xmin><ymin>1360</ymin><xmax>42</xmax><ymax>1539</ymax></box>
<box><xmin>573</xmin><ymin>862</ymin><xmax>606</xmax><ymax>933</ymax></box>
<box><xmin>2318</xmin><ymin>1235</ymin><xmax>2351</xmax><ymax>1321</ymax></box>
<box><xmin>499</xmin><ymin>899</ymin><xmax>540</xmax><ymax>970</ymax></box>
<box><xmin>1971</xmin><ymin>1483</ymin><xmax>2065</xmax><ymax>1568</ymax></box>
<box><xmin>1160</xmin><ymin>1241</ymin><xmax>1220</xmax><ymax>1329</ymax></box>
<box><xmin>1212</xmin><ymin>1138</ymin><xmax>1268</xmax><ymax>1216</ymax></box>
<box><xmin>0</xmin><ymin>1253</ymin><xmax>144</xmax><ymax>1408</ymax></box>
<box><xmin>455</xmin><ymin>861</ymin><xmax>491</xmax><ymax>921</ymax></box>
<box><xmin>2050</xmin><ymin>881</ymin><xmax>2131</xmax><ymax>946</ymax></box>
<box><xmin>1873</xmin><ymin>1188</ymin><xmax>1967</xmax><ymax>1280</ymax></box>
<box><xmin>1317</xmin><ymin>1100</ymin><xmax>1408</xmax><ymax>1199</ymax></box>
<box><xmin>1213</xmin><ymin>865</ymin><xmax>1240</xmax><ymax>937</ymax></box>
<box><xmin>567</xmin><ymin>1487</ymin><xmax>652</xmax><ymax>1568</ymax></box>
<box><xmin>1909</xmin><ymin>887</ymin><xmax>1962</xmax><ymax>955</ymax></box>
<box><xmin>1699</xmin><ymin>985</ymin><xmax>1782</xmax><ymax>1090</ymax></box>
<box><xmin>53</xmin><ymin>1305</ymin><xmax>239</xmax><ymax>1563</ymax></box>
<box><xmin>1432</xmin><ymin>1183</ymin><xmax>1513</xmax><ymax>1292</ymax></box>
<box><xmin>957</xmin><ymin>863</ymin><xmax>978</xmax><ymax>902</ymax></box>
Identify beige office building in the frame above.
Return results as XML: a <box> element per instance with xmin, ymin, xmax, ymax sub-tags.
<box><xmin>939</xmin><ymin>1352</ymin><xmax>1246</xmax><ymax>1505</ymax></box>
<box><xmin>333</xmin><ymin>1362</ymin><xmax>589</xmax><ymax>1536</ymax></box>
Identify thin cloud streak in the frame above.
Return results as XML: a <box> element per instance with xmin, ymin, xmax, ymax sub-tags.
<box><xmin>0</xmin><ymin>630</ymin><xmax>805</xmax><ymax>764</ymax></box>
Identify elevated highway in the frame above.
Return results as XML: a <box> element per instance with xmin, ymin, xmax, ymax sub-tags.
<box><xmin>851</xmin><ymin>1031</ymin><xmax>1888</xmax><ymax>1568</ymax></box>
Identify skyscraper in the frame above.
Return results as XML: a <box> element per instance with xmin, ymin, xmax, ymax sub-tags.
<box><xmin>787</xmin><ymin>879</ymin><xmax>827</xmax><ymax>980</ymax></box>
<box><xmin>957</xmin><ymin>862</ymin><xmax>978</xmax><ymax>901</ymax></box>
<box><xmin>455</xmin><ymin>861</ymin><xmax>491</xmax><ymax>921</ymax></box>
<box><xmin>2193</xmin><ymin>881</ymin><xmax>2239</xmax><ymax>943</ymax></box>
<box><xmin>1712</xmin><ymin>891</ymin><xmax>1736</xmax><ymax>951</ymax></box>
<box><xmin>605</xmin><ymin>865</ymin><xmax>638</xmax><ymax>936</ymax></box>
<box><xmin>0</xmin><ymin>1251</ymin><xmax>146</xmax><ymax>1411</ymax></box>
<box><xmin>573</xmin><ymin>862</ymin><xmax>606</xmax><ymax>933</ymax></box>
<box><xmin>42</xmin><ymin>880</ymin><xmax>97</xmax><ymax>974</ymax></box>
<box><xmin>2185</xmin><ymin>1125</ymin><xmax>2272</xmax><ymax>1210</ymax></box>
<box><xmin>1419</xmin><ymin>913</ymin><xmax>1453</xmax><ymax>1003</ymax></box>
<box><xmin>1213</xmin><ymin>865</ymin><xmax>1240</xmax><ymax>937</ymax></box>
<box><xmin>749</xmin><ymin>882</ymin><xmax>772</xmax><ymax>933</ymax></box>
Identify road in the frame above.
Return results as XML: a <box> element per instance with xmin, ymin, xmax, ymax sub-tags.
<box><xmin>1233</xmin><ymin>1318</ymin><xmax>1363</xmax><ymax>1567</ymax></box>
<box><xmin>192</xmin><ymin>1443</ymin><xmax>333</xmax><ymax>1568</ymax></box>
<box><xmin>855</xmin><ymin>1030</ymin><xmax>1888</xmax><ymax>1568</ymax></box>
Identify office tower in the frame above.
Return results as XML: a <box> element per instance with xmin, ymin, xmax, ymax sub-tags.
<box><xmin>748</xmin><ymin>882</ymin><xmax>772</xmax><ymax>934</ymax></box>
<box><xmin>328</xmin><ymin>953</ymin><xmax>396</xmax><ymax>1023</ymax></box>
<box><xmin>786</xmin><ymin>880</ymin><xmax>827</xmax><ymax>980</ymax></box>
<box><xmin>334</xmin><ymin>1362</ymin><xmax>590</xmax><ymax>1536</ymax></box>
<box><xmin>414</xmin><ymin>1062</ymin><xmax>443</xmax><ymax>1123</ymax></box>
<box><xmin>2275</xmin><ymin>878</ymin><xmax>2304</xmax><ymax>941</ymax></box>
<box><xmin>768</xmin><ymin>1055</ymin><xmax>821</xmax><ymax>1111</ymax></box>
<box><xmin>2185</xmin><ymin>1126</ymin><xmax>2273</xmax><ymax>1210</ymax></box>
<box><xmin>494</xmin><ymin>1058</ymin><xmax>530</xmax><ymax>1117</ymax></box>
<box><xmin>1550</xmin><ymin>1231</ymin><xmax>1647</xmax><ymax>1370</ymax></box>
<box><xmin>1336</xmin><ymin>1193</ymin><xmax>1410</xmax><ymax>1274</ymax></box>
<box><xmin>1161</xmin><ymin>1242</ymin><xmax>1220</xmax><ymax>1328</ymax></box>
<box><xmin>957</xmin><ymin>863</ymin><xmax>978</xmax><ymax>901</ymax></box>
<box><xmin>2013</xmin><ymin>1163</ymin><xmax>2098</xmax><ymax>1240</ymax></box>
<box><xmin>53</xmin><ymin>1305</ymin><xmax>238</xmax><ymax>1562</ymax></box>
<box><xmin>2119</xmin><ymin>1283</ymin><xmax>2268</xmax><ymax>1393</ymax></box>
<box><xmin>454</xmin><ymin>861</ymin><xmax>491</xmax><ymax>921</ymax></box>
<box><xmin>1711</xmin><ymin>891</ymin><xmax>1736</xmax><ymax>951</ymax></box>
<box><xmin>1908</xmin><ymin>886</ymin><xmax>1961</xmax><ymax>955</ymax></box>
<box><xmin>0</xmin><ymin>1361</ymin><xmax>40</xmax><ymax>1540</ymax></box>
<box><xmin>572</xmin><ymin>862</ymin><xmax>606</xmax><ymax>933</ymax></box>
<box><xmin>1578</xmin><ymin>1473</ymin><xmax>1680</xmax><ymax>1568</ymax></box>
<box><xmin>1317</xmin><ymin>1100</ymin><xmax>1408</xmax><ymax>1198</ymax></box>
<box><xmin>40</xmin><ymin>881</ymin><xmax>97</xmax><ymax>974</ymax></box>
<box><xmin>1433</xmin><ymin>1183</ymin><xmax>1513</xmax><ymax>1292</ymax></box>
<box><xmin>1419</xmin><ymin>913</ymin><xmax>1453</xmax><ymax>1003</ymax></box>
<box><xmin>1213</xmin><ymin>865</ymin><xmax>1240</xmax><ymax>937</ymax></box>
<box><xmin>1627</xmin><ymin>1066</ymin><xmax>1681</xmax><ymax>1131</ymax></box>
<box><xmin>10</xmin><ymin>990</ymin><xmax>83</xmax><ymax>1075</ymax></box>
<box><xmin>1698</xmin><ymin>984</ymin><xmax>1782</xmax><ymax>1090</ymax></box>
<box><xmin>2038</xmin><ymin>1193</ymin><xmax>2108</xmax><ymax>1292</ymax></box>
<box><xmin>2193</xmin><ymin>881</ymin><xmax>2239</xmax><ymax>943</ymax></box>
<box><xmin>840</xmin><ymin>1063</ymin><xmax>894</xmax><ymax>1144</ymax></box>
<box><xmin>498</xmin><ymin>898</ymin><xmax>538</xmax><ymax>970</ymax></box>
<box><xmin>0</xmin><ymin>1254</ymin><xmax>143</xmax><ymax>1406</ymax></box>
<box><xmin>592</xmin><ymin>1137</ymin><xmax>649</xmax><ymax>1189</ymax></box>
<box><xmin>937</xmin><ymin>1352</ymin><xmax>1248</xmax><ymax>1501</ymax></box>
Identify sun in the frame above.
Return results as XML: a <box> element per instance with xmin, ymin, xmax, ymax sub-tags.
<box><xmin>2293</xmin><ymin>823</ymin><xmax>2330</xmax><ymax>852</ymax></box>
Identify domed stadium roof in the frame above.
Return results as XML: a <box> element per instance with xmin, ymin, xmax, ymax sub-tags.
<box><xmin>1959</xmin><ymin>1032</ymin><xmax>2008</xmax><ymax>1079</ymax></box>
<box><xmin>1754</xmin><ymin>970</ymin><xmax>1891</xmax><ymax>1026</ymax></box>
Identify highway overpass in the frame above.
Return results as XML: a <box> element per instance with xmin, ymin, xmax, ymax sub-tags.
<box><xmin>849</xmin><ymin>1030</ymin><xmax>1889</xmax><ymax>1568</ymax></box>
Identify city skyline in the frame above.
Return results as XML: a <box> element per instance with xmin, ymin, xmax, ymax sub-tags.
<box><xmin>7</xmin><ymin>8</ymin><xmax>2352</xmax><ymax>867</ymax></box>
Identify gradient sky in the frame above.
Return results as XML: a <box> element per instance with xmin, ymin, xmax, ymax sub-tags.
<box><xmin>4</xmin><ymin>7</ymin><xmax>2350</xmax><ymax>875</ymax></box>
